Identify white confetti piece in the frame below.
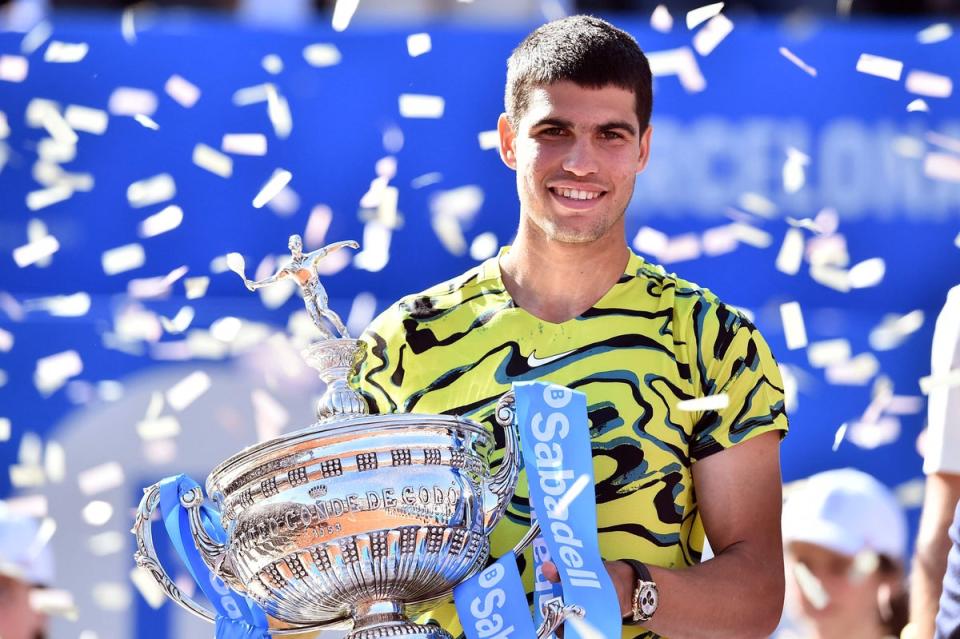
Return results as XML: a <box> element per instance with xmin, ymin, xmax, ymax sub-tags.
<box><xmin>780</xmin><ymin>302</ymin><xmax>807</xmax><ymax>350</ymax></box>
<box><xmin>261</xmin><ymin>54</ymin><xmax>283</xmax><ymax>74</ymax></box>
<box><xmin>253</xmin><ymin>169</ymin><xmax>293</xmax><ymax>208</ymax></box>
<box><xmin>9</xmin><ymin>465</ymin><xmax>44</xmax><ymax>488</ymax></box>
<box><xmin>701</xmin><ymin>225</ymin><xmax>739</xmax><ymax>256</ymax></box>
<box><xmin>331</xmin><ymin>0</ymin><xmax>359</xmax><ymax>31</ymax></box>
<box><xmin>44</xmin><ymin>40</ymin><xmax>88</xmax><ymax>63</ymax></box>
<box><xmin>775</xmin><ymin>228</ymin><xmax>805</xmax><ymax>275</ymax></box>
<box><xmin>305</xmin><ymin>205</ymin><xmax>333</xmax><ymax>247</ymax></box>
<box><xmin>0</xmin><ymin>55</ymin><xmax>29</xmax><ymax>82</ymax></box>
<box><xmin>92</xmin><ymin>582</ymin><xmax>130</xmax><ymax>612</ymax></box>
<box><xmin>88</xmin><ymin>531</ymin><xmax>125</xmax><ymax>556</ymax></box>
<box><xmin>478</xmin><ymin>130</ymin><xmax>499</xmax><ymax>150</ymax></box>
<box><xmin>101</xmin><ymin>243</ymin><xmax>145</xmax><ymax>275</ymax></box>
<box><xmin>252</xmin><ymin>389</ymin><xmax>289</xmax><ymax>443</ymax></box>
<box><xmin>78</xmin><ymin>462</ymin><xmax>125</xmax><ymax>496</ymax></box>
<box><xmin>13</xmin><ymin>235</ymin><xmax>60</xmax><ymax>267</ymax></box>
<box><xmin>0</xmin><ymin>328</ymin><xmax>12</xmax><ymax>352</ymax></box>
<box><xmin>136</xmin><ymin>415</ymin><xmax>181</xmax><ymax>441</ymax></box>
<box><xmin>856</xmin><ymin>53</ymin><xmax>903</xmax><ymax>81</ymax></box>
<box><xmin>354</xmin><ymin>222</ymin><xmax>392</xmax><ymax>272</ymax></box>
<box><xmin>131</xmin><ymin>566</ymin><xmax>168</xmax><ymax>609</ymax></box>
<box><xmin>895</xmin><ymin>477</ymin><xmax>926</xmax><ymax>509</ymax></box>
<box><xmin>920</xmin><ymin>368</ymin><xmax>960</xmax><ymax>395</ymax></box>
<box><xmin>407</xmin><ymin>33</ymin><xmax>432</xmax><ymax>57</ymax></box>
<box><xmin>676</xmin><ymin>393</ymin><xmax>729</xmax><ymax>411</ymax></box>
<box><xmin>34</xmin><ymin>350</ymin><xmax>83</xmax><ymax>395</ymax></box>
<box><xmin>411</xmin><ymin>172</ymin><xmax>442</xmax><ymax>189</ymax></box>
<box><xmin>210</xmin><ymin>316</ymin><xmax>242</xmax><ymax>342</ymax></box>
<box><xmin>731</xmin><ymin>223</ymin><xmax>772</xmax><ymax>248</ymax></box>
<box><xmin>651</xmin><ymin>4</ymin><xmax>673</xmax><ymax>32</ymax></box>
<box><xmin>133</xmin><ymin>114</ymin><xmax>159</xmax><ymax>130</ymax></box>
<box><xmin>266</xmin><ymin>84</ymin><xmax>292</xmax><ymax>139</ymax></box>
<box><xmin>30</xmin><ymin>589</ymin><xmax>78</xmax><ymax>620</ymax></box>
<box><xmin>917</xmin><ymin>23</ymin><xmax>952</xmax><ymax>44</ymax></box>
<box><xmin>165</xmin><ymin>74</ymin><xmax>200</xmax><ymax>108</ymax></box>
<box><xmin>222</xmin><ymin>133</ymin><xmax>267</xmax><ymax>156</ymax></box>
<box><xmin>64</xmin><ymin>105</ymin><xmax>108</xmax><ymax>134</ymax></box>
<box><xmin>0</xmin><ymin>111</ymin><xmax>8</xmax><ymax>139</ymax></box>
<box><xmin>807</xmin><ymin>233</ymin><xmax>849</xmax><ymax>267</ymax></box>
<box><xmin>807</xmin><ymin>339</ymin><xmax>851</xmax><ymax>368</ymax></box>
<box><xmin>166</xmin><ymin>371</ymin><xmax>211</xmax><ymax>411</ymax></box>
<box><xmin>907</xmin><ymin>99</ymin><xmax>930</xmax><ymax>112</ymax></box>
<box><xmin>793</xmin><ymin>561</ymin><xmax>829</xmax><ymax>610</ymax></box>
<box><xmin>82</xmin><ymin>500</ymin><xmax>113</xmax><ymax>526</ymax></box>
<box><xmin>160</xmin><ymin>307</ymin><xmax>194</xmax><ymax>335</ymax></box>
<box><xmin>18</xmin><ymin>432</ymin><xmax>42</xmax><ymax>466</ymax></box>
<box><xmin>0</xmin><ymin>418</ymin><xmax>9</xmax><ymax>442</ymax></box>
<box><xmin>692</xmin><ymin>13</ymin><xmax>733</xmax><ymax>56</ymax></box>
<box><xmin>848</xmin><ymin>416</ymin><xmax>901</xmax><ymax>449</ymax></box>
<box><xmin>826</xmin><ymin>353</ymin><xmax>880</xmax><ymax>386</ymax></box>
<box><xmin>21</xmin><ymin>21</ymin><xmax>52</xmax><ymax>55</ymax></box>
<box><xmin>550</xmin><ymin>473</ymin><xmax>591</xmax><ymax>519</ymax></box>
<box><xmin>184</xmin><ymin>276</ymin><xmax>210</xmax><ymax>300</ymax></box>
<box><xmin>127</xmin><ymin>173</ymin><xmax>176</xmax><ymax>208</ymax></box>
<box><xmin>738</xmin><ymin>192</ymin><xmax>777</xmax><ymax>218</ymax></box>
<box><xmin>3</xmin><ymin>495</ymin><xmax>47</xmax><ymax>518</ymax></box>
<box><xmin>266</xmin><ymin>185</ymin><xmax>300</xmax><ymax>217</ymax></box>
<box><xmin>127</xmin><ymin>265</ymin><xmax>188</xmax><ymax>299</ymax></box>
<box><xmin>139</xmin><ymin>204</ymin><xmax>183</xmax><ymax>238</ymax></box>
<box><xmin>687</xmin><ymin>2</ymin><xmax>724</xmax><ymax>29</ymax></box>
<box><xmin>779</xmin><ymin>47</ymin><xmax>817</xmax><ymax>77</ymax></box>
<box><xmin>851</xmin><ymin>549</ymin><xmax>881</xmax><ymax>580</ymax></box>
<box><xmin>44</xmin><ymin>441</ymin><xmax>65</xmax><ymax>483</ymax></box>
<box><xmin>192</xmin><ymin>143</ymin><xmax>233</xmax><ymax>178</ymax></box>
<box><xmin>906</xmin><ymin>70</ymin><xmax>953</xmax><ymax>98</ymax></box>
<box><xmin>647</xmin><ymin>47</ymin><xmax>705</xmax><ymax>93</ymax></box>
<box><xmin>108</xmin><ymin>87</ymin><xmax>157</xmax><ymax>116</ymax></box>
<box><xmin>782</xmin><ymin>147</ymin><xmax>809</xmax><ymax>194</ymax></box>
<box><xmin>399</xmin><ymin>94</ymin><xmax>445</xmax><ymax>119</ymax></box>
<box><xmin>870</xmin><ymin>310</ymin><xmax>924</xmax><ymax>351</ymax></box>
<box><xmin>303</xmin><ymin>43</ymin><xmax>342</xmax><ymax>67</ymax></box>
<box><xmin>848</xmin><ymin>257</ymin><xmax>885</xmax><ymax>288</ymax></box>
<box><xmin>23</xmin><ymin>292</ymin><xmax>91</xmax><ymax>317</ymax></box>
<box><xmin>343</xmin><ymin>292</ymin><xmax>377</xmax><ymax>338</ymax></box>
<box><xmin>470</xmin><ymin>232</ymin><xmax>499</xmax><ymax>261</ymax></box>
<box><xmin>925</xmin><ymin>152</ymin><xmax>960</xmax><ymax>183</ymax></box>
<box><xmin>121</xmin><ymin>7</ymin><xmax>137</xmax><ymax>44</ymax></box>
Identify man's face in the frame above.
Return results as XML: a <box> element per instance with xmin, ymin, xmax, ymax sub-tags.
<box><xmin>498</xmin><ymin>81</ymin><xmax>652</xmax><ymax>245</ymax></box>
<box><xmin>0</xmin><ymin>576</ymin><xmax>46</xmax><ymax>639</ymax></box>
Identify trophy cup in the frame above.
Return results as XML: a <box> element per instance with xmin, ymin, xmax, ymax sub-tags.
<box><xmin>133</xmin><ymin>236</ymin><xmax>582</xmax><ymax>639</ymax></box>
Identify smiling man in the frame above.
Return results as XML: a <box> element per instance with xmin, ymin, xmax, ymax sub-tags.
<box><xmin>354</xmin><ymin>15</ymin><xmax>788</xmax><ymax>639</ymax></box>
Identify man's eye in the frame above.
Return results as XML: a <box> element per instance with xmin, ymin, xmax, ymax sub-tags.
<box><xmin>601</xmin><ymin>131</ymin><xmax>624</xmax><ymax>140</ymax></box>
<box><xmin>540</xmin><ymin>127</ymin><xmax>566</xmax><ymax>136</ymax></box>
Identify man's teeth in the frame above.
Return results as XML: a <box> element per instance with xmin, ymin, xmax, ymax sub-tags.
<box><xmin>556</xmin><ymin>188</ymin><xmax>601</xmax><ymax>201</ymax></box>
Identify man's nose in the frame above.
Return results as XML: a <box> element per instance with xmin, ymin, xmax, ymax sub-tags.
<box><xmin>561</xmin><ymin>138</ymin><xmax>599</xmax><ymax>176</ymax></box>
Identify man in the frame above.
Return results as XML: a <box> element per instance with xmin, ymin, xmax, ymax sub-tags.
<box><xmin>354</xmin><ymin>15</ymin><xmax>788</xmax><ymax>638</ymax></box>
<box><xmin>0</xmin><ymin>504</ymin><xmax>54</xmax><ymax>639</ymax></box>
<box><xmin>910</xmin><ymin>285</ymin><xmax>960</xmax><ymax>639</ymax></box>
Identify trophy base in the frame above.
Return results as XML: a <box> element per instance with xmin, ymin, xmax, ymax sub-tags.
<box><xmin>347</xmin><ymin>622</ymin><xmax>450</xmax><ymax>639</ymax></box>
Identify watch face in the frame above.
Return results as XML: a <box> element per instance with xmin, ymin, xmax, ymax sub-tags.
<box><xmin>639</xmin><ymin>584</ymin><xmax>658</xmax><ymax>616</ymax></box>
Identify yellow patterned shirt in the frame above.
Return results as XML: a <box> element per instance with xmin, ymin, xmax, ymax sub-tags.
<box><xmin>352</xmin><ymin>248</ymin><xmax>788</xmax><ymax>639</ymax></box>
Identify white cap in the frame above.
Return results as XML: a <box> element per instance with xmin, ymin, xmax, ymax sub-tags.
<box><xmin>0</xmin><ymin>502</ymin><xmax>55</xmax><ymax>585</ymax></box>
<box><xmin>782</xmin><ymin>468</ymin><xmax>907</xmax><ymax>563</ymax></box>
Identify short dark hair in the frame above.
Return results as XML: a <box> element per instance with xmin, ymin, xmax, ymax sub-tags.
<box><xmin>505</xmin><ymin>15</ymin><xmax>653</xmax><ymax>133</ymax></box>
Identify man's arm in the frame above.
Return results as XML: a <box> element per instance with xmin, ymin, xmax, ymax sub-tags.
<box><xmin>911</xmin><ymin>472</ymin><xmax>960</xmax><ymax>638</ymax></box>
<box><xmin>245</xmin><ymin>270</ymin><xmax>288</xmax><ymax>291</ymax></box>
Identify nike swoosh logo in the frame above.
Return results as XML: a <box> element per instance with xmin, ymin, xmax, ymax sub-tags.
<box><xmin>527</xmin><ymin>349</ymin><xmax>576</xmax><ymax>368</ymax></box>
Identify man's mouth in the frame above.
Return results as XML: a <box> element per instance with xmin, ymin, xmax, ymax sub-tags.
<box><xmin>548</xmin><ymin>187</ymin><xmax>606</xmax><ymax>201</ymax></box>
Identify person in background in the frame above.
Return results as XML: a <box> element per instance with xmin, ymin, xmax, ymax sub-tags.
<box><xmin>910</xmin><ymin>285</ymin><xmax>960</xmax><ymax>639</ymax></box>
<box><xmin>0</xmin><ymin>503</ymin><xmax>54</xmax><ymax>639</ymax></box>
<box><xmin>779</xmin><ymin>468</ymin><xmax>909</xmax><ymax>639</ymax></box>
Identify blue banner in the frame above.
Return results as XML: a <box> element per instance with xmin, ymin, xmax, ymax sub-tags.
<box><xmin>455</xmin><ymin>553</ymin><xmax>538</xmax><ymax>639</ymax></box>
<box><xmin>530</xmin><ymin>510</ymin><xmax>563</xmax><ymax>630</ymax></box>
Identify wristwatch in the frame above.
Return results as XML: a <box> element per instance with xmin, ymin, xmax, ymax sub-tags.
<box><xmin>620</xmin><ymin>558</ymin><xmax>659</xmax><ymax>625</ymax></box>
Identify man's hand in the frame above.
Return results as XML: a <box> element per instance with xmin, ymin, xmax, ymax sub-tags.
<box><xmin>541</xmin><ymin>559</ymin><xmax>635</xmax><ymax>618</ymax></box>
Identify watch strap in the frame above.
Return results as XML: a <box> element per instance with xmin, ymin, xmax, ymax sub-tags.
<box><xmin>619</xmin><ymin>559</ymin><xmax>655</xmax><ymax>626</ymax></box>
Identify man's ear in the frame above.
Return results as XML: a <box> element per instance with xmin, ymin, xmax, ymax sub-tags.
<box><xmin>498</xmin><ymin>113</ymin><xmax>517</xmax><ymax>170</ymax></box>
<box><xmin>636</xmin><ymin>124</ymin><xmax>653</xmax><ymax>174</ymax></box>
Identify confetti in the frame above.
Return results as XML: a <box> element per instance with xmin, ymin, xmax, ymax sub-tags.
<box><xmin>848</xmin><ymin>416</ymin><xmax>900</xmax><ymax>449</ymax></box>
<box><xmin>807</xmin><ymin>339</ymin><xmax>851</xmax><ymax>368</ymax></box>
<box><xmin>13</xmin><ymin>235</ymin><xmax>60</xmax><ymax>267</ymax></box>
<box><xmin>160</xmin><ymin>307</ymin><xmax>195</xmax><ymax>335</ymax></box>
<box><xmin>3</xmin><ymin>495</ymin><xmax>47</xmax><ymax>518</ymax></box>
<box><xmin>793</xmin><ymin>561</ymin><xmax>829</xmax><ymax>610</ymax></box>
<box><xmin>550</xmin><ymin>473</ymin><xmax>591</xmax><ymax>519</ymax></box>
<box><xmin>133</xmin><ymin>114</ymin><xmax>159</xmax><ymax>130</ymax></box>
<box><xmin>139</xmin><ymin>204</ymin><xmax>183</xmax><ymax>238</ymax></box>
<box><xmin>848</xmin><ymin>257</ymin><xmax>885</xmax><ymax>288</ymax></box>
<box><xmin>253</xmin><ymin>169</ymin><xmax>293</xmax><ymax>208</ymax></box>
<box><xmin>856</xmin><ymin>53</ymin><xmax>903</xmax><ymax>81</ymax></box>
<box><xmin>43</xmin><ymin>441</ymin><xmax>65</xmax><ymax>482</ymax></box>
<box><xmin>407</xmin><ymin>33</ymin><xmax>432</xmax><ymax>57</ymax></box>
<box><xmin>192</xmin><ymin>143</ymin><xmax>233</xmax><ymax>178</ymax></box>
<box><xmin>566</xmin><ymin>615</ymin><xmax>604</xmax><ymax>639</ymax></box>
<box><xmin>907</xmin><ymin>99</ymin><xmax>930</xmax><ymax>112</ymax></box>
<box><xmin>43</xmin><ymin>41</ymin><xmax>89</xmax><ymax>63</ymax></box>
<box><xmin>0</xmin><ymin>328</ymin><xmax>12</xmax><ymax>352</ymax></box>
<box><xmin>782</xmin><ymin>147</ymin><xmax>810</xmax><ymax>194</ymax></box>
<box><xmin>166</xmin><ymin>371</ymin><xmax>212</xmax><ymax>411</ymax></box>
<box><xmin>127</xmin><ymin>265</ymin><xmax>188</xmax><ymax>299</ymax></box>
<box><xmin>925</xmin><ymin>152</ymin><xmax>960</xmax><ymax>182</ymax></box>
<box><xmin>222</xmin><ymin>133</ymin><xmax>267</xmax><ymax>156</ymax></box>
<box><xmin>101</xmin><ymin>243</ymin><xmax>145</xmax><ymax>275</ymax></box>
<box><xmin>34</xmin><ymin>350</ymin><xmax>83</xmax><ymax>395</ymax></box>
<box><xmin>131</xmin><ymin>566</ymin><xmax>168</xmax><ymax>609</ymax></box>
<box><xmin>650</xmin><ymin>4</ymin><xmax>673</xmax><ymax>32</ymax></box>
<box><xmin>261</xmin><ymin>54</ymin><xmax>283</xmax><ymax>74</ymax></box>
<box><xmin>780</xmin><ymin>302</ymin><xmax>807</xmax><ymax>350</ymax></box>
<box><xmin>920</xmin><ymin>368</ymin><xmax>960</xmax><ymax>395</ymax></box>
<box><xmin>164</xmin><ymin>74</ymin><xmax>200</xmax><ymax>108</ymax></box>
<box><xmin>266</xmin><ymin>84</ymin><xmax>292</xmax><ymax>139</ymax></box>
<box><xmin>9</xmin><ymin>464</ymin><xmax>44</xmax><ymax>488</ymax></box>
<box><xmin>354</xmin><ymin>222</ymin><xmax>392</xmax><ymax>272</ymax></box>
<box><xmin>266</xmin><ymin>185</ymin><xmax>300</xmax><ymax>216</ymax></box>
<box><xmin>252</xmin><ymin>389</ymin><xmax>289</xmax><ymax>442</ymax></box>
<box><xmin>78</xmin><ymin>462</ymin><xmax>125</xmax><ymax>496</ymax></box>
<box><xmin>775</xmin><ymin>228</ymin><xmax>805</xmax><ymax>275</ymax></box>
<box><xmin>108</xmin><ymin>87</ymin><xmax>157</xmax><ymax>116</ymax></box>
<box><xmin>870</xmin><ymin>310</ymin><xmax>924</xmax><ymax>351</ymax></box>
<box><xmin>731</xmin><ymin>223</ymin><xmax>772</xmax><ymax>248</ymax></box>
<box><xmin>88</xmin><ymin>531</ymin><xmax>125</xmax><ymax>556</ymax></box>
<box><xmin>92</xmin><ymin>582</ymin><xmax>130</xmax><ymax>611</ymax></box>
<box><xmin>647</xmin><ymin>47</ymin><xmax>705</xmax><ymax>93</ymax></box>
<box><xmin>64</xmin><ymin>105</ymin><xmax>108</xmax><ymax>135</ymax></box>
<box><xmin>701</xmin><ymin>225</ymin><xmax>738</xmax><ymax>256</ymax></box>
<box><xmin>779</xmin><ymin>47</ymin><xmax>817</xmax><ymax>77</ymax></box>
<box><xmin>676</xmin><ymin>394</ymin><xmax>730</xmax><ymax>411</ymax></box>
<box><xmin>184</xmin><ymin>276</ymin><xmax>210</xmax><ymax>300</ymax></box>
<box><xmin>127</xmin><ymin>173</ymin><xmax>176</xmax><ymax>208</ymax></box>
<box><xmin>826</xmin><ymin>353</ymin><xmax>880</xmax><ymax>386</ymax></box>
<box><xmin>478</xmin><ymin>130</ymin><xmax>499</xmax><ymax>150</ymax></box>
<box><xmin>121</xmin><ymin>7</ymin><xmax>137</xmax><ymax>44</ymax></box>
<box><xmin>399</xmin><ymin>94</ymin><xmax>446</xmax><ymax>119</ymax></box>
<box><xmin>0</xmin><ymin>55</ymin><xmax>29</xmax><ymax>82</ymax></box>
<box><xmin>210</xmin><ymin>316</ymin><xmax>242</xmax><ymax>342</ymax></box>
<box><xmin>851</xmin><ymin>550</ymin><xmax>881</xmax><ymax>580</ymax></box>
<box><xmin>906</xmin><ymin>70</ymin><xmax>953</xmax><ymax>98</ymax></box>
<box><xmin>895</xmin><ymin>477</ymin><xmax>926</xmax><ymax>509</ymax></box>
<box><xmin>917</xmin><ymin>23</ymin><xmax>952</xmax><ymax>44</ymax></box>
<box><xmin>331</xmin><ymin>0</ymin><xmax>360</xmax><ymax>31</ymax></box>
<box><xmin>687</xmin><ymin>2</ymin><xmax>724</xmax><ymax>29</ymax></box>
<box><xmin>23</xmin><ymin>292</ymin><xmax>91</xmax><ymax>317</ymax></box>
<box><xmin>0</xmin><ymin>111</ymin><xmax>8</xmax><ymax>139</ymax></box>
<box><xmin>303</xmin><ymin>43</ymin><xmax>342</xmax><ymax>67</ymax></box>
<box><xmin>30</xmin><ymin>589</ymin><xmax>78</xmax><ymax>620</ymax></box>
<box><xmin>20</xmin><ymin>21</ymin><xmax>52</xmax><ymax>55</ymax></box>
<box><xmin>692</xmin><ymin>14</ymin><xmax>734</xmax><ymax>56</ymax></box>
<box><xmin>738</xmin><ymin>192</ymin><xmax>777</xmax><ymax>217</ymax></box>
<box><xmin>136</xmin><ymin>415</ymin><xmax>181</xmax><ymax>441</ymax></box>
<box><xmin>304</xmin><ymin>205</ymin><xmax>333</xmax><ymax>247</ymax></box>
<box><xmin>470</xmin><ymin>232</ymin><xmax>499</xmax><ymax>261</ymax></box>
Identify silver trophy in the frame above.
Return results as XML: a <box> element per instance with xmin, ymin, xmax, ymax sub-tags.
<box><xmin>133</xmin><ymin>236</ymin><xmax>582</xmax><ymax>639</ymax></box>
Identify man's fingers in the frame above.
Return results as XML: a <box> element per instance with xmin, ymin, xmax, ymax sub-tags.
<box><xmin>541</xmin><ymin>560</ymin><xmax>561</xmax><ymax>582</ymax></box>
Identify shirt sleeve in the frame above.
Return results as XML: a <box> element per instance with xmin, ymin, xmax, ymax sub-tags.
<box><xmin>924</xmin><ymin>285</ymin><xmax>960</xmax><ymax>476</ymax></box>
<box><xmin>688</xmin><ymin>300</ymin><xmax>789</xmax><ymax>462</ymax></box>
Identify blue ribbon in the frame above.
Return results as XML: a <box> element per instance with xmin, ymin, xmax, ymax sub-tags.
<box><xmin>454</xmin><ymin>553</ymin><xmax>537</xmax><ymax>639</ymax></box>
<box><xmin>530</xmin><ymin>509</ymin><xmax>563</xmax><ymax>630</ymax></box>
<box><xmin>156</xmin><ymin>474</ymin><xmax>270</xmax><ymax>639</ymax></box>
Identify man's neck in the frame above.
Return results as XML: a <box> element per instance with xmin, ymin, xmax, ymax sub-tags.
<box><xmin>499</xmin><ymin>226</ymin><xmax>630</xmax><ymax>324</ymax></box>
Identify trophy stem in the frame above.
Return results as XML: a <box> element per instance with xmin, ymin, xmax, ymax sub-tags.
<box><xmin>347</xmin><ymin>600</ymin><xmax>451</xmax><ymax>639</ymax></box>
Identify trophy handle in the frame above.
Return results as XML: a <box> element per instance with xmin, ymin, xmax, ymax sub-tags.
<box><xmin>536</xmin><ymin>597</ymin><xmax>585</xmax><ymax>639</ymax></box>
<box><xmin>485</xmin><ymin>391</ymin><xmax>522</xmax><ymax>534</ymax></box>
<box><xmin>133</xmin><ymin>483</ymin><xmax>351</xmax><ymax>635</ymax></box>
